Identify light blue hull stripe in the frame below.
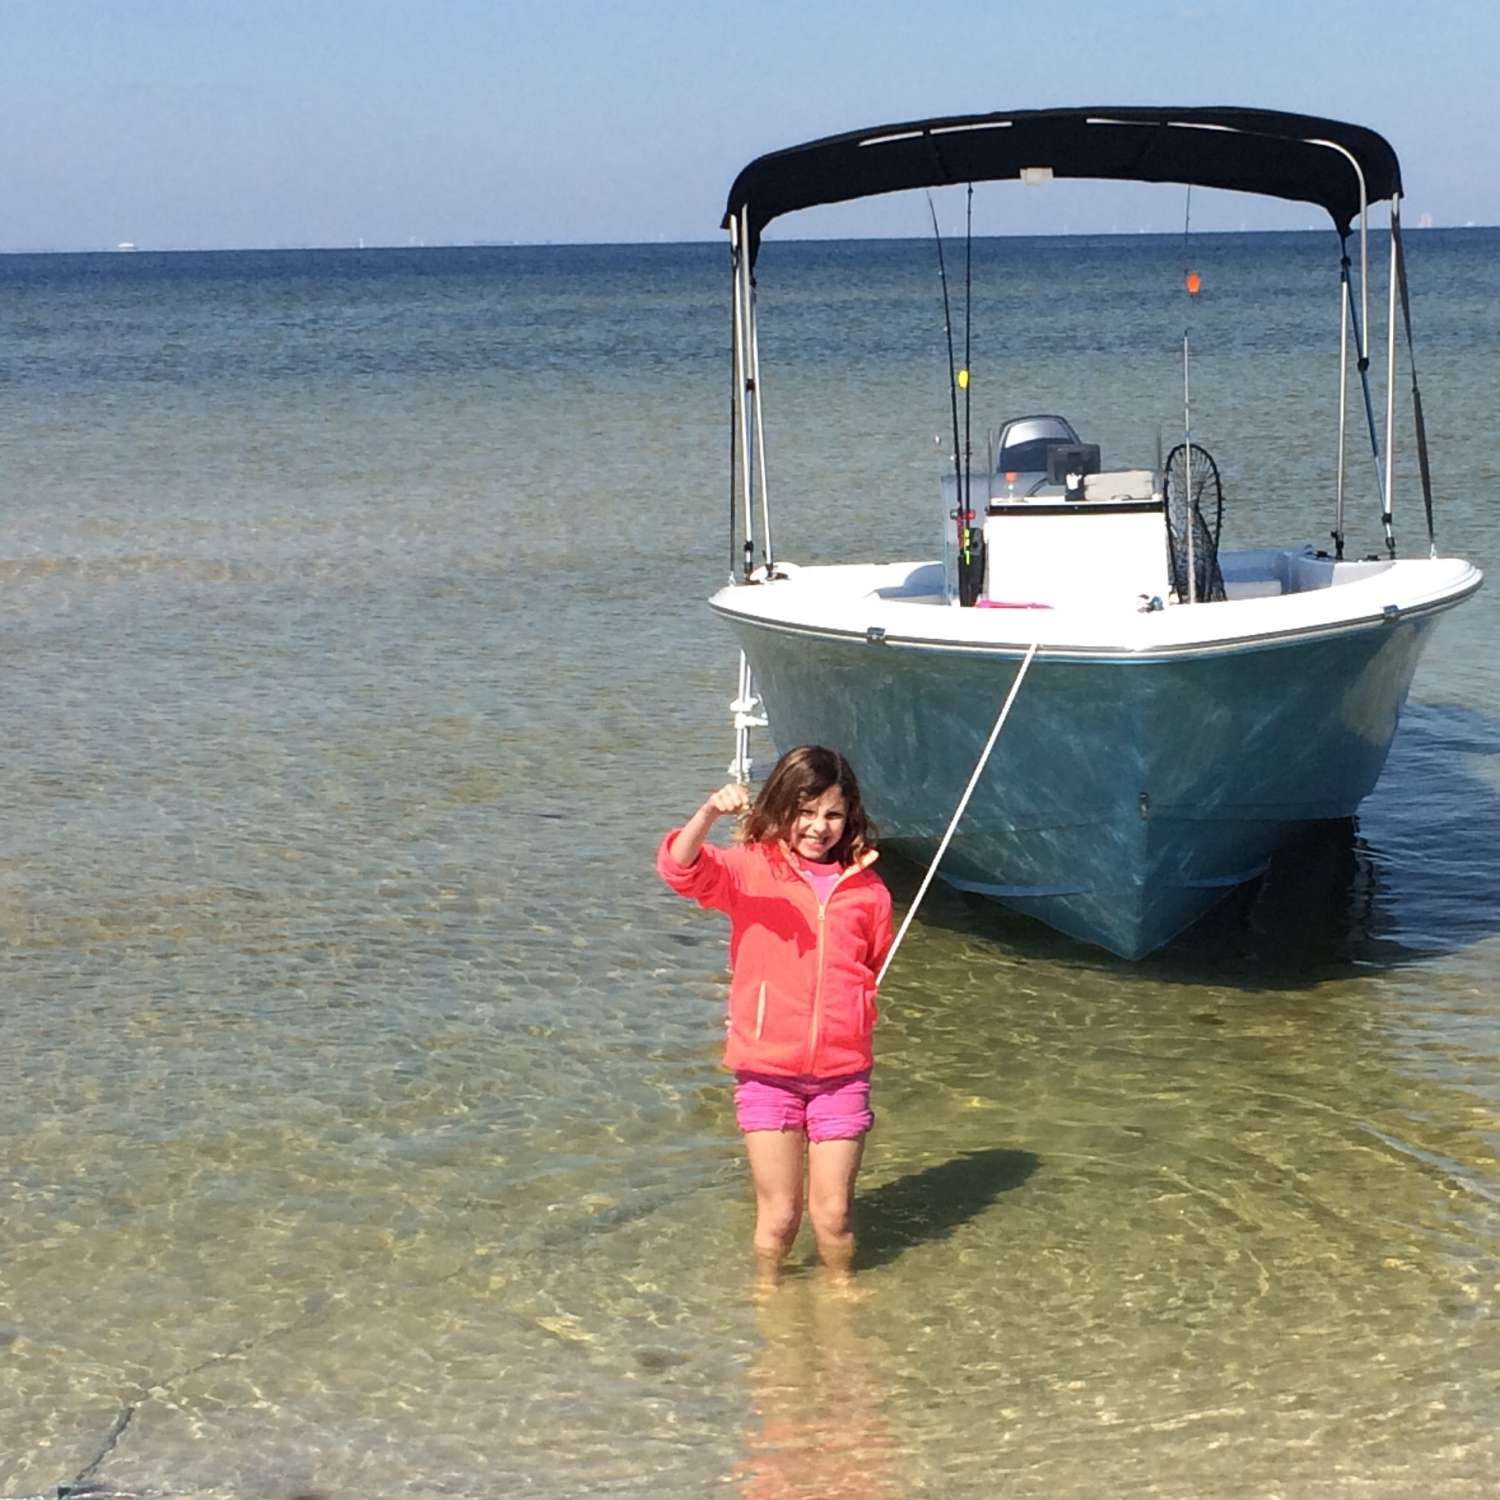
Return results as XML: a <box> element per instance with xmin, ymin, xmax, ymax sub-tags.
<box><xmin>727</xmin><ymin>608</ymin><xmax>1445</xmax><ymax>957</ymax></box>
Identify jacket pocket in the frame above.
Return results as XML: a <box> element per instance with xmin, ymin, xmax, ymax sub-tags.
<box><xmin>727</xmin><ymin>981</ymin><xmax>771</xmax><ymax>1046</ymax></box>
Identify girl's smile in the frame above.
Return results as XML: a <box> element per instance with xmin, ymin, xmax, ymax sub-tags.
<box><xmin>791</xmin><ymin>786</ymin><xmax>848</xmax><ymax>863</ymax></box>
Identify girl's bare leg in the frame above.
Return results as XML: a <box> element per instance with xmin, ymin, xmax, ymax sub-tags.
<box><xmin>806</xmin><ymin>1136</ymin><xmax>865</xmax><ymax>1276</ymax></box>
<box><xmin>744</xmin><ymin>1130</ymin><xmax>807</xmax><ymax>1281</ymax></box>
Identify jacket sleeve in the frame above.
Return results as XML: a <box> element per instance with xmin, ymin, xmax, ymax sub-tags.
<box><xmin>868</xmin><ymin>883</ymin><xmax>894</xmax><ymax>982</ymax></box>
<box><xmin>656</xmin><ymin>829</ymin><xmax>739</xmax><ymax>914</ymax></box>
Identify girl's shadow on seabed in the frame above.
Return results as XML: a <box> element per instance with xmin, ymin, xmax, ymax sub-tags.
<box><xmin>856</xmin><ymin>1147</ymin><xmax>1038</xmax><ymax>1269</ymax></box>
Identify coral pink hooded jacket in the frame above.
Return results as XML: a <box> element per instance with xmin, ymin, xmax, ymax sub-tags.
<box><xmin>657</xmin><ymin>832</ymin><xmax>893</xmax><ymax>1079</ymax></box>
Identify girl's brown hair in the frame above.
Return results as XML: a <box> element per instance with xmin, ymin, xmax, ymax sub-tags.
<box><xmin>739</xmin><ymin>745</ymin><xmax>876</xmax><ymax>865</ymax></box>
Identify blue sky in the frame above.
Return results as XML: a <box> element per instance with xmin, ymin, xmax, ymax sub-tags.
<box><xmin>5</xmin><ymin>0</ymin><xmax>1496</xmax><ymax>251</ymax></box>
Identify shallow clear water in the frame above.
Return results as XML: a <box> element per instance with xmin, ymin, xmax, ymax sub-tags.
<box><xmin>1</xmin><ymin>233</ymin><xmax>1498</xmax><ymax>1497</ymax></box>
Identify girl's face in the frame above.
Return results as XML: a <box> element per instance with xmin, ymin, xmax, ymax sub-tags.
<box><xmin>790</xmin><ymin>785</ymin><xmax>848</xmax><ymax>863</ymax></box>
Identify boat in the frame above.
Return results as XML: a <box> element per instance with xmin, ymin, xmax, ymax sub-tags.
<box><xmin>713</xmin><ymin>107</ymin><xmax>1482</xmax><ymax>960</ymax></box>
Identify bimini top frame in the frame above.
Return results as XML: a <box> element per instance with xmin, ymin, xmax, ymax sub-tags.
<box><xmin>722</xmin><ymin>106</ymin><xmax>1431</xmax><ymax>585</ymax></box>
<box><xmin>724</xmin><ymin>106</ymin><xmax>1401</xmax><ymax>265</ymax></box>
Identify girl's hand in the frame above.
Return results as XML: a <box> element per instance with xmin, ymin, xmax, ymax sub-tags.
<box><xmin>705</xmin><ymin>783</ymin><xmax>751</xmax><ymax>819</ymax></box>
<box><xmin>668</xmin><ymin>783</ymin><xmax>751</xmax><ymax>868</ymax></box>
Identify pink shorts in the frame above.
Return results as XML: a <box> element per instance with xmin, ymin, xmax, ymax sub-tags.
<box><xmin>733</xmin><ymin>1070</ymin><xmax>874</xmax><ymax>1142</ymax></box>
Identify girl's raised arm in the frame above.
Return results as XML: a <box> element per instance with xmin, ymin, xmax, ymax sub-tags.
<box><xmin>667</xmin><ymin>783</ymin><xmax>750</xmax><ymax>867</ymax></box>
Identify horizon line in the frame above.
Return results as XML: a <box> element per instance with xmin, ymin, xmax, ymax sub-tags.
<box><xmin>2</xmin><ymin>221</ymin><xmax>1495</xmax><ymax>257</ymax></box>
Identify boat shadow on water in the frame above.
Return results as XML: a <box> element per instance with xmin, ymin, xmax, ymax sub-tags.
<box><xmin>881</xmin><ymin>701</ymin><xmax>1500</xmax><ymax>990</ymax></box>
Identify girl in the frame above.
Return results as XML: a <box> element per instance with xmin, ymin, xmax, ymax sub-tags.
<box><xmin>657</xmin><ymin>746</ymin><xmax>893</xmax><ymax>1278</ymax></box>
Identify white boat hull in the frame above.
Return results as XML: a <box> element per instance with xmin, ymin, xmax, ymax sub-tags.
<box><xmin>715</xmin><ymin>109</ymin><xmax>1484</xmax><ymax>960</ymax></box>
<box><xmin>714</xmin><ymin>554</ymin><xmax>1479</xmax><ymax>958</ymax></box>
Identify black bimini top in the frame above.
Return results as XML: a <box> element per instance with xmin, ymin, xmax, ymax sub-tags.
<box><xmin>724</xmin><ymin>106</ymin><xmax>1401</xmax><ymax>265</ymax></box>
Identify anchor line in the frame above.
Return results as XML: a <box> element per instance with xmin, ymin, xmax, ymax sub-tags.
<box><xmin>877</xmin><ymin>639</ymin><xmax>1041</xmax><ymax>986</ymax></box>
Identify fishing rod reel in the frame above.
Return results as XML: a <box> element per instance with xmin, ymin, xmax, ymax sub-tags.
<box><xmin>956</xmin><ymin>510</ymin><xmax>986</xmax><ymax>607</ymax></box>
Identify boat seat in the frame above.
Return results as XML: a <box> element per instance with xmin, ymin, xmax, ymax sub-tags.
<box><xmin>1083</xmin><ymin>468</ymin><xmax>1157</xmax><ymax>502</ymax></box>
<box><xmin>982</xmin><ymin>497</ymin><xmax>1171</xmax><ymax>608</ymax></box>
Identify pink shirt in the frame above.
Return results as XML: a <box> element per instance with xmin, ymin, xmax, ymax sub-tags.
<box><xmin>790</xmin><ymin>851</ymin><xmax>843</xmax><ymax>905</ymax></box>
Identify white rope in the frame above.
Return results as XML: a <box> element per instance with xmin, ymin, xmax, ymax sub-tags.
<box><xmin>877</xmin><ymin>639</ymin><xmax>1041</xmax><ymax>986</ymax></box>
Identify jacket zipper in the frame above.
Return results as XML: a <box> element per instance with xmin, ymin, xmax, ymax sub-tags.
<box><xmin>804</xmin><ymin>862</ymin><xmax>865</xmax><ymax>1074</ymax></box>
<box><xmin>755</xmin><ymin>981</ymin><xmax>767</xmax><ymax>1040</ymax></box>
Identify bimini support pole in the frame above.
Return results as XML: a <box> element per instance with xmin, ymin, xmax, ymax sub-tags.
<box><xmin>1179</xmin><ymin>185</ymin><xmax>1198</xmax><ymax>601</ymax></box>
<box><xmin>877</xmin><ymin>640</ymin><xmax>1041</xmax><ymax>985</ymax></box>
<box><xmin>727</xmin><ymin>215</ymin><xmax>742</xmax><ymax>583</ymax></box>
<box><xmin>1310</xmin><ymin>134</ymin><xmax>1372</xmax><ymax>559</ymax></box>
<box><xmin>1381</xmin><ymin>197</ymin><xmax>1401</xmax><ymax>558</ymax></box>
<box><xmin>1340</xmin><ymin>227</ymin><xmax>1385</xmax><ymax>527</ymax></box>
<box><xmin>1390</xmin><ymin>202</ymin><xmax>1438</xmax><ymax>556</ymax></box>
<box><xmin>725</xmin><ymin>214</ymin><xmax>770</xmax><ymax>784</ymax></box>
<box><xmin>746</xmin><ymin>261</ymin><xmax>775</xmax><ymax>573</ymax></box>
<box><xmin>1313</xmin><ymin>140</ymin><xmax>1383</xmax><ymax>546</ymax></box>
<box><xmin>730</xmin><ymin>208</ymin><xmax>757</xmax><ymax>582</ymax></box>
<box><xmin>1334</xmin><ymin>236</ymin><xmax>1352</xmax><ymax>559</ymax></box>
<box><xmin>1182</xmin><ymin>331</ymin><xmax>1197</xmax><ymax>604</ymax></box>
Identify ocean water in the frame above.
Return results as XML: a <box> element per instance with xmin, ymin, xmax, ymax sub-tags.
<box><xmin>1</xmin><ymin>231</ymin><xmax>1498</xmax><ymax>1498</ymax></box>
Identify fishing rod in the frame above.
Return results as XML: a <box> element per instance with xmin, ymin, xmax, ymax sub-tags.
<box><xmin>927</xmin><ymin>192</ymin><xmax>973</xmax><ymax>604</ymax></box>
